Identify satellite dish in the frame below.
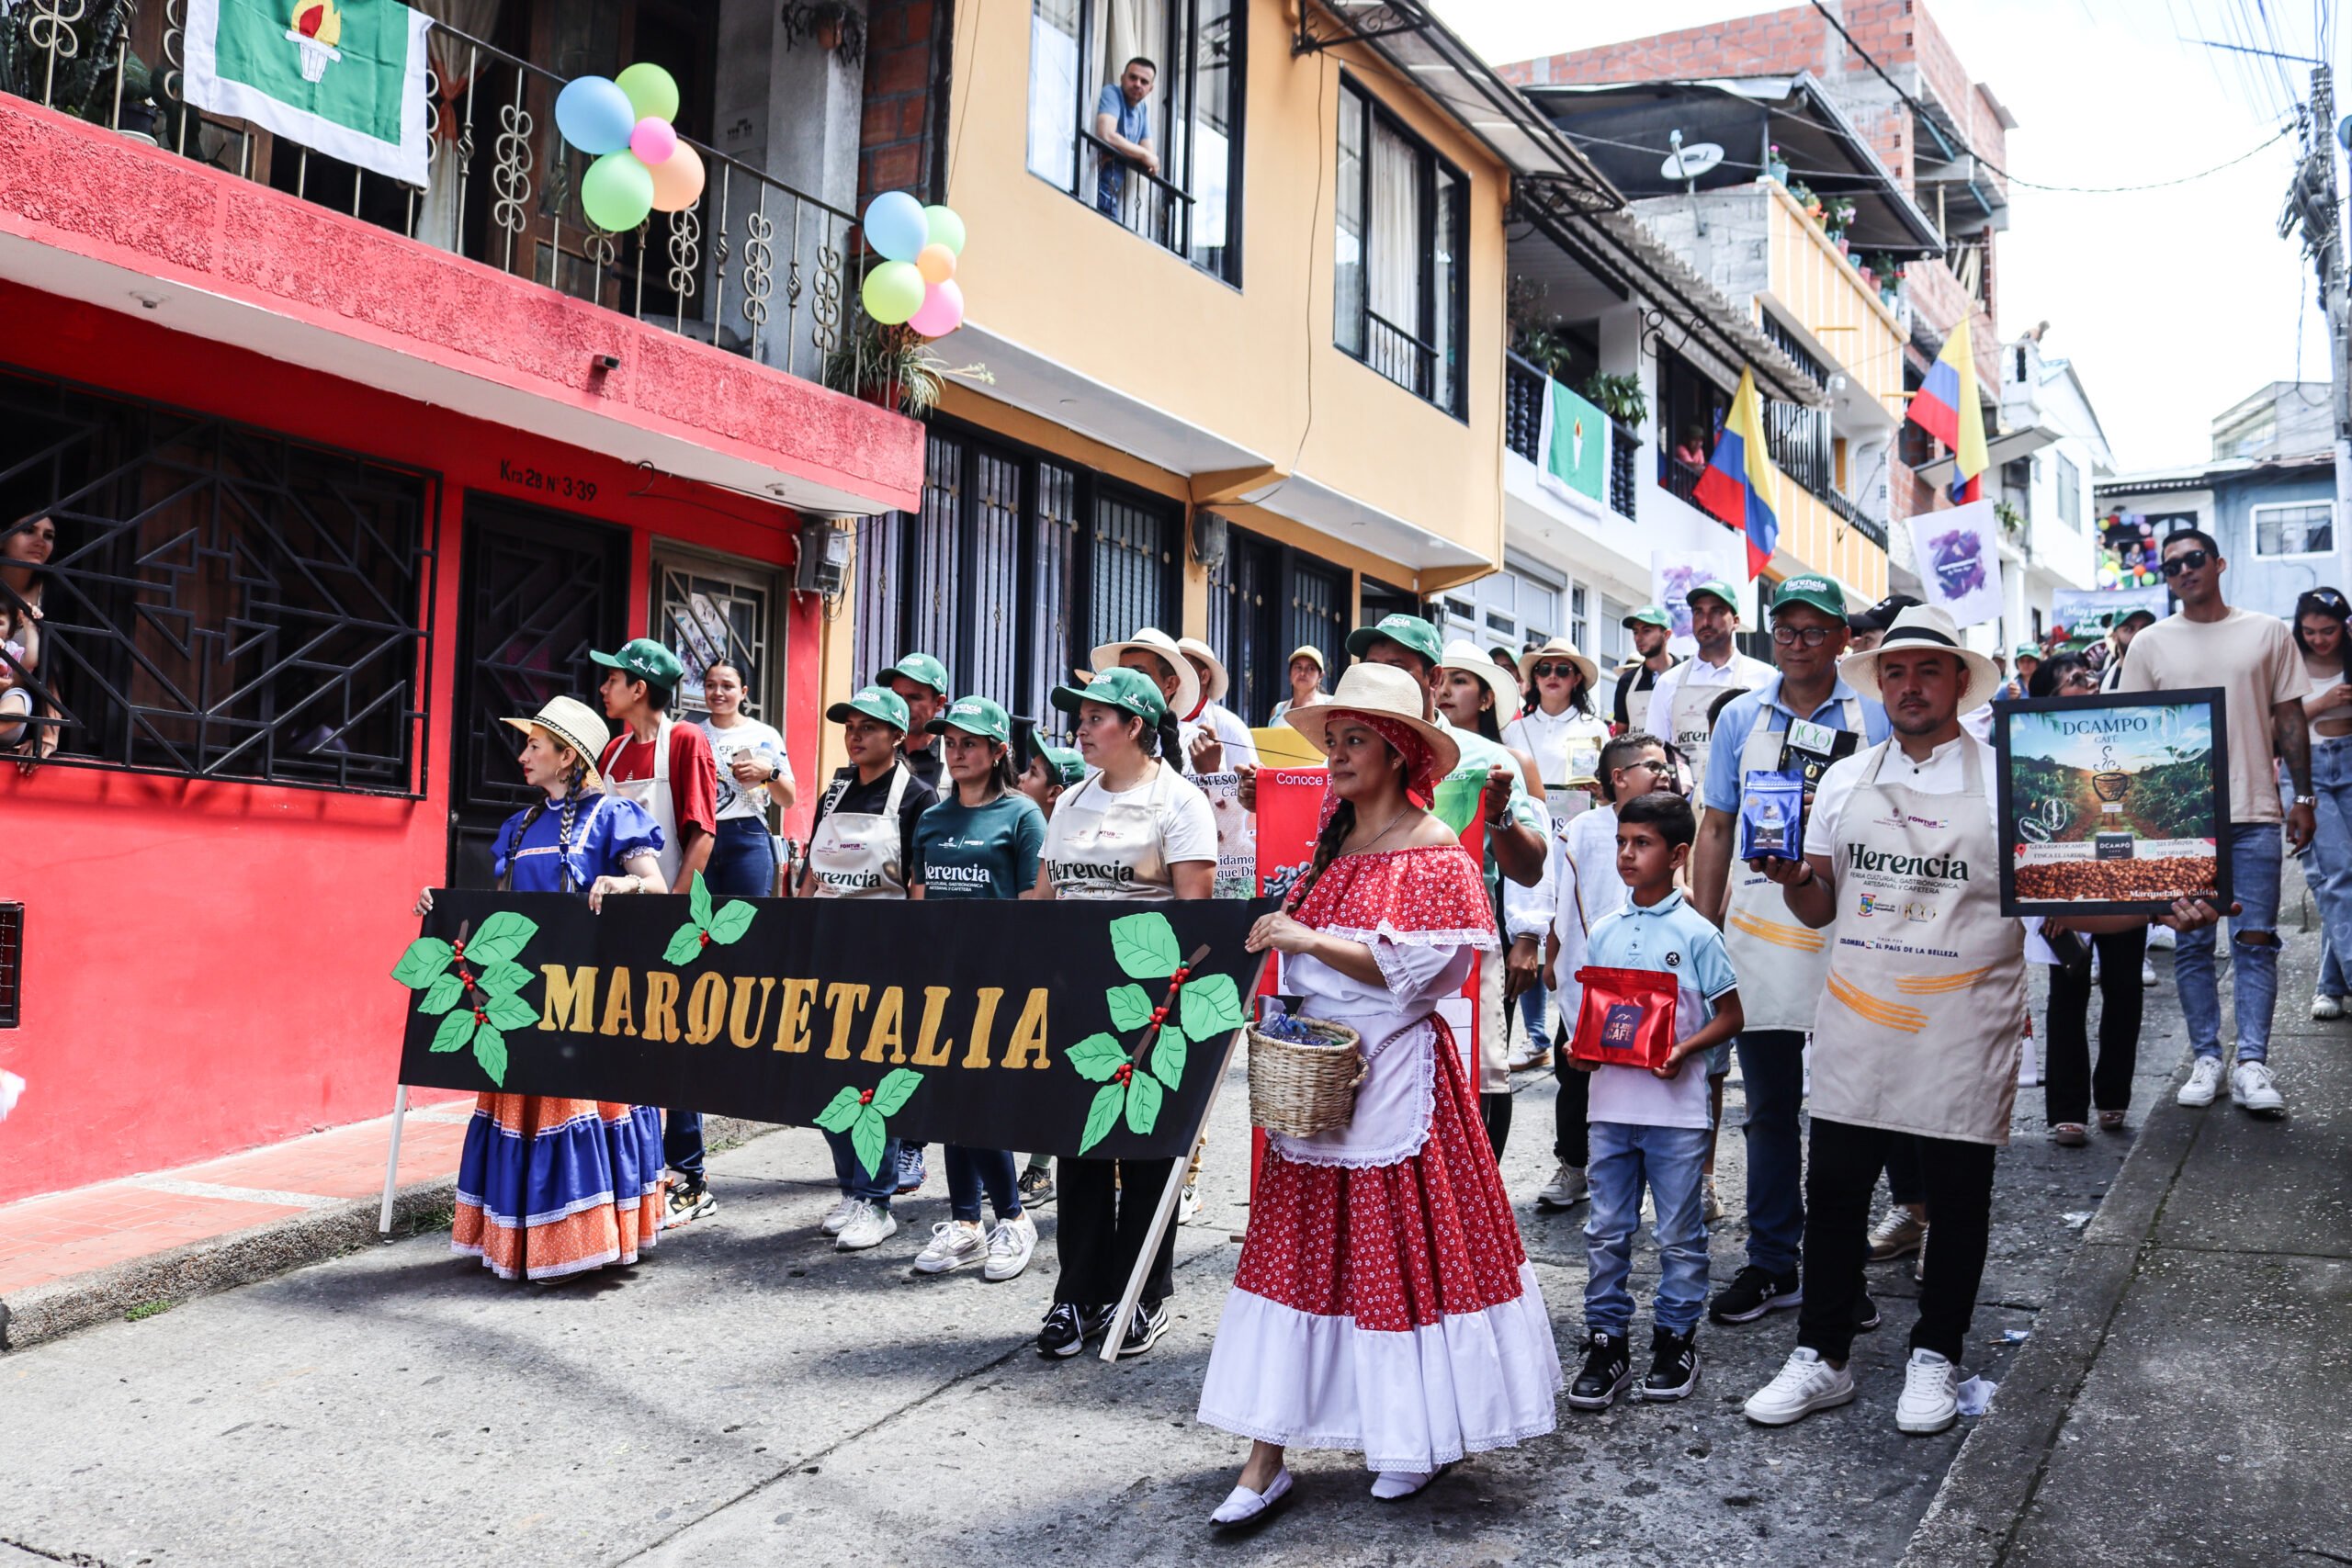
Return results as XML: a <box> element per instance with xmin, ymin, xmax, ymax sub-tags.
<box><xmin>1662</xmin><ymin>141</ymin><xmax>1725</xmax><ymax>183</ymax></box>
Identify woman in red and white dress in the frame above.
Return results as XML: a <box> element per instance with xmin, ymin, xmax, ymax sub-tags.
<box><xmin>1197</xmin><ymin>662</ymin><xmax>1560</xmax><ymax>1525</ymax></box>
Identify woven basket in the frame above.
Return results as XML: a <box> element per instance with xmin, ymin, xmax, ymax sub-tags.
<box><xmin>1247</xmin><ymin>1017</ymin><xmax>1368</xmax><ymax>1138</ymax></box>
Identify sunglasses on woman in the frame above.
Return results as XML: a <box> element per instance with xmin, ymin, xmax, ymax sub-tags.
<box><xmin>1531</xmin><ymin>661</ymin><xmax>1579</xmax><ymax>679</ymax></box>
<box><xmin>2160</xmin><ymin>548</ymin><xmax>2213</xmax><ymax>578</ymax></box>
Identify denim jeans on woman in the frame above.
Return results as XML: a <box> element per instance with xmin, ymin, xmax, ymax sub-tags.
<box><xmin>2304</xmin><ymin>736</ymin><xmax>2352</xmax><ymax>999</ymax></box>
<box><xmin>2174</xmin><ymin>821</ymin><xmax>2284</xmax><ymax>1063</ymax></box>
<box><xmin>1583</xmin><ymin>1122</ymin><xmax>1711</xmax><ymax>1337</ymax></box>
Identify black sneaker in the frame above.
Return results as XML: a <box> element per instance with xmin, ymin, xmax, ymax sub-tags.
<box><xmin>1854</xmin><ymin>1292</ymin><xmax>1881</xmax><ymax>1333</ymax></box>
<box><xmin>665</xmin><ymin>1178</ymin><xmax>717</xmax><ymax>1224</ymax></box>
<box><xmin>1567</xmin><ymin>1330</ymin><xmax>1633</xmax><ymax>1411</ymax></box>
<box><xmin>1639</xmin><ymin>1326</ymin><xmax>1700</xmax><ymax>1402</ymax></box>
<box><xmin>1114</xmin><ymin>1298</ymin><xmax>1171</xmax><ymax>1359</ymax></box>
<box><xmin>1037</xmin><ymin>1303</ymin><xmax>1092</xmax><ymax>1359</ymax></box>
<box><xmin>1018</xmin><ymin>1166</ymin><xmax>1056</xmax><ymax>1207</ymax></box>
<box><xmin>1710</xmin><ymin>1265</ymin><xmax>1802</xmax><ymax>1325</ymax></box>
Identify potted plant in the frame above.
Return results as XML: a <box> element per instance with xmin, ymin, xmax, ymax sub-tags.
<box><xmin>1785</xmin><ymin>179</ymin><xmax>1821</xmax><ymax>222</ymax></box>
<box><xmin>781</xmin><ymin>0</ymin><xmax>867</xmax><ymax>64</ymax></box>
<box><xmin>823</xmin><ymin>316</ymin><xmax>994</xmax><ymax>420</ymax></box>
<box><xmin>1580</xmin><ymin>371</ymin><xmax>1649</xmax><ymax>433</ymax></box>
<box><xmin>1766</xmin><ymin>143</ymin><xmax>1790</xmax><ymax>185</ymax></box>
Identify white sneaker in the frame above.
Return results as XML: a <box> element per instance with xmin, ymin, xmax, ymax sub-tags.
<box><xmin>2142</xmin><ymin>962</ymin><xmax>2158</xmax><ymax>987</ymax></box>
<box><xmin>2177</xmin><ymin>1055</ymin><xmax>2223</xmax><ymax>1107</ymax></box>
<box><xmin>820</xmin><ymin>1195</ymin><xmax>862</xmax><ymax>1235</ymax></box>
<box><xmin>2148</xmin><ymin>923</ymin><xmax>2177</xmax><ymax>950</ymax></box>
<box><xmin>1536</xmin><ymin>1163</ymin><xmax>1589</xmax><ymax>1211</ymax></box>
<box><xmin>1508</xmin><ymin>1041</ymin><xmax>1553</xmax><ymax>1072</ymax></box>
<box><xmin>1702</xmin><ymin>1176</ymin><xmax>1724</xmax><ymax>1224</ymax></box>
<box><xmin>1867</xmin><ymin>1207</ymin><xmax>1928</xmax><ymax>1261</ymax></box>
<box><xmin>1177</xmin><ymin>1181</ymin><xmax>1203</xmax><ymax>1225</ymax></box>
<box><xmin>2313</xmin><ymin>994</ymin><xmax>2345</xmax><ymax>1021</ymax></box>
<box><xmin>982</xmin><ymin>1213</ymin><xmax>1038</xmax><ymax>1281</ymax></box>
<box><xmin>913</xmin><ymin>1218</ymin><xmax>987</xmax><ymax>1274</ymax></box>
<box><xmin>1744</xmin><ymin>1348</ymin><xmax>1856</xmax><ymax>1427</ymax></box>
<box><xmin>2231</xmin><ymin>1060</ymin><xmax>2286</xmax><ymax>1117</ymax></box>
<box><xmin>832</xmin><ymin>1201</ymin><xmax>898</xmax><ymax>1251</ymax></box>
<box><xmin>1895</xmin><ymin>1348</ymin><xmax>1960</xmax><ymax>1434</ymax></box>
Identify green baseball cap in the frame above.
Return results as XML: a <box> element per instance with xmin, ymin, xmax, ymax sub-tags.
<box><xmin>825</xmin><ymin>684</ymin><xmax>910</xmax><ymax>730</ymax></box>
<box><xmin>2012</xmin><ymin>644</ymin><xmax>2042</xmax><ymax>661</ymax></box>
<box><xmin>1344</xmin><ymin>613</ymin><xmax>1444</xmax><ymax>668</ymax></box>
<box><xmin>1686</xmin><ymin>580</ymin><xmax>1742</xmax><ymax>614</ymax></box>
<box><xmin>590</xmin><ymin>637</ymin><xmax>685</xmax><ymax>692</ymax></box>
<box><xmin>1622</xmin><ymin>604</ymin><xmax>1672</xmax><ymax>630</ymax></box>
<box><xmin>878</xmin><ymin>651</ymin><xmax>951</xmax><ymax>696</ymax></box>
<box><xmin>1770</xmin><ymin>574</ymin><xmax>1848</xmax><ymax>620</ymax></box>
<box><xmin>1027</xmin><ymin>736</ymin><xmax>1087</xmax><ymax>786</ymax></box>
<box><xmin>1049</xmin><ymin>666</ymin><xmax>1169</xmax><ymax>724</ymax></box>
<box><xmin>926</xmin><ymin>694</ymin><xmax>1010</xmax><ymax>744</ymax></box>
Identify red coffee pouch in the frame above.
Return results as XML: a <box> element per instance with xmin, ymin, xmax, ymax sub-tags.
<box><xmin>1568</xmin><ymin>965</ymin><xmax>1679</xmax><ymax>1072</ymax></box>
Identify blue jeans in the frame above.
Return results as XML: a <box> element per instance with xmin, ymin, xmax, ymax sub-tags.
<box><xmin>706</xmin><ymin>815</ymin><xmax>779</xmax><ymax>897</ymax></box>
<box><xmin>826</xmin><ymin>1128</ymin><xmax>900</xmax><ymax>1205</ymax></box>
<box><xmin>2324</xmin><ymin>940</ymin><xmax>2347</xmax><ymax>998</ymax></box>
<box><xmin>1583</xmin><ymin>1121</ymin><xmax>1712</xmax><ymax>1337</ymax></box>
<box><xmin>1735</xmin><ymin>1030</ymin><xmax>1807</xmax><ymax>1276</ymax></box>
<box><xmin>1517</xmin><ymin>984</ymin><xmax>1548</xmax><ymax>1047</ymax></box>
<box><xmin>2175</xmin><ymin>821</ymin><xmax>2284</xmax><ymax>1063</ymax></box>
<box><xmin>946</xmin><ymin>1146</ymin><xmax>1022</xmax><ymax>1224</ymax></box>
<box><xmin>664</xmin><ymin>1112</ymin><xmax>704</xmax><ymax>1182</ymax></box>
<box><xmin>2307</xmin><ymin>738</ymin><xmax>2352</xmax><ymax>997</ymax></box>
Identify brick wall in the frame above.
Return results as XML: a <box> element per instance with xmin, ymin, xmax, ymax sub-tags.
<box><xmin>859</xmin><ymin>0</ymin><xmax>947</xmax><ymax>208</ymax></box>
<box><xmin>1498</xmin><ymin>6</ymin><xmax>1828</xmax><ymax>86</ymax></box>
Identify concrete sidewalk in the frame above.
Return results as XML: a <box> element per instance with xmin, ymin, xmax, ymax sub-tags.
<box><xmin>1905</xmin><ymin>925</ymin><xmax>2352</xmax><ymax>1566</ymax></box>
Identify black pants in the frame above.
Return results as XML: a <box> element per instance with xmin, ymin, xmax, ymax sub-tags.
<box><xmin>1552</xmin><ymin>1043</ymin><xmax>1589</xmax><ymax>1168</ymax></box>
<box><xmin>1052</xmin><ymin>1156</ymin><xmax>1176</xmax><ymax>1307</ymax></box>
<box><xmin>2045</xmin><ymin>927</ymin><xmax>2147</xmax><ymax>1125</ymax></box>
<box><xmin>1881</xmin><ymin>1134</ymin><xmax>1925</xmax><ymax>1208</ymax></box>
<box><xmin>1799</xmin><ymin>1117</ymin><xmax>1996</xmax><ymax>1366</ymax></box>
<box><xmin>1481</xmin><ymin>1091</ymin><xmax>1512</xmax><ymax>1158</ymax></box>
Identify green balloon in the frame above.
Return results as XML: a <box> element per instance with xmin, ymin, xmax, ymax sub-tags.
<box><xmin>861</xmin><ymin>260</ymin><xmax>927</xmax><ymax>325</ymax></box>
<box><xmin>615</xmin><ymin>62</ymin><xmax>680</xmax><ymax>124</ymax></box>
<box><xmin>582</xmin><ymin>150</ymin><xmax>655</xmax><ymax>231</ymax></box>
<box><xmin>923</xmin><ymin>204</ymin><xmax>967</xmax><ymax>256</ymax></box>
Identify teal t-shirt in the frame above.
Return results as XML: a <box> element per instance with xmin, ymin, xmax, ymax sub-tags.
<box><xmin>911</xmin><ymin>793</ymin><xmax>1047</xmax><ymax>899</ymax></box>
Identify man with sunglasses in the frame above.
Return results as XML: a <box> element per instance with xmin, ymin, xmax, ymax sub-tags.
<box><xmin>1691</xmin><ymin>576</ymin><xmax>1892</xmax><ymax>1325</ymax></box>
<box><xmin>2116</xmin><ymin>530</ymin><xmax>2312</xmax><ymax>1117</ymax></box>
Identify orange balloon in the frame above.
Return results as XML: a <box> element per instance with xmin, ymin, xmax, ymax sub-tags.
<box><xmin>649</xmin><ymin>140</ymin><xmax>706</xmax><ymax>213</ymax></box>
<box><xmin>915</xmin><ymin>242</ymin><xmax>957</xmax><ymax>286</ymax></box>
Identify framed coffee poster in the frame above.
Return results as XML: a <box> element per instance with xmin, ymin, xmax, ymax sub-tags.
<box><xmin>1991</xmin><ymin>689</ymin><xmax>2230</xmax><ymax>917</ymax></box>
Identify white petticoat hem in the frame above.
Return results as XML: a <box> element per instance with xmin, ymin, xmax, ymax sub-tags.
<box><xmin>1320</xmin><ymin>920</ymin><xmax>1501</xmax><ymax>952</ymax></box>
<box><xmin>1195</xmin><ymin>1261</ymin><xmax>1562</xmax><ymax>1472</ymax></box>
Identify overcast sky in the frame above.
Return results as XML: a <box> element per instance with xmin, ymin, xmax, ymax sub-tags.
<box><xmin>1429</xmin><ymin>0</ymin><xmax>2336</xmax><ymax>475</ymax></box>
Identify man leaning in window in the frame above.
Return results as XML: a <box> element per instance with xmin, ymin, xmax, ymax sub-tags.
<box><xmin>1094</xmin><ymin>58</ymin><xmax>1158</xmax><ymax>218</ymax></box>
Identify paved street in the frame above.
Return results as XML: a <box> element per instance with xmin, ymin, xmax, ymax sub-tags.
<box><xmin>5</xmin><ymin>938</ymin><xmax>2252</xmax><ymax>1568</ymax></box>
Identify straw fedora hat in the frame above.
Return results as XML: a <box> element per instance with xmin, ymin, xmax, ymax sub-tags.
<box><xmin>1839</xmin><ymin>604</ymin><xmax>2006</xmax><ymax>714</ymax></box>
<box><xmin>1175</xmin><ymin>636</ymin><xmax>1231</xmax><ymax>705</ymax></box>
<box><xmin>1283</xmin><ymin>661</ymin><xmax>1460</xmax><ymax>781</ymax></box>
<box><xmin>1516</xmin><ymin>637</ymin><xmax>1600</xmax><ymax>694</ymax></box>
<box><xmin>1438</xmin><ymin>639</ymin><xmax>1523</xmax><ymax>718</ymax></box>
<box><xmin>503</xmin><ymin>695</ymin><xmax>613</xmax><ymax>788</ymax></box>
<box><xmin>1087</xmin><ymin>626</ymin><xmax>1201</xmax><ymax>720</ymax></box>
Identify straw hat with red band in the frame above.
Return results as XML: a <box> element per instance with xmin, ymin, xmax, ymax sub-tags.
<box><xmin>1837</xmin><ymin>604</ymin><xmax>2006</xmax><ymax>714</ymax></box>
<box><xmin>1283</xmin><ymin>662</ymin><xmax>1459</xmax><ymax>794</ymax></box>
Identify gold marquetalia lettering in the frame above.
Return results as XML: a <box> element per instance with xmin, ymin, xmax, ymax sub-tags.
<box><xmin>773</xmin><ymin>978</ymin><xmax>817</xmax><ymax>1053</ymax></box>
<box><xmin>910</xmin><ymin>987</ymin><xmax>957</xmax><ymax>1066</ymax></box>
<box><xmin>1001</xmin><ymin>987</ymin><xmax>1052</xmax><ymax>1070</ymax></box>
<box><xmin>821</xmin><ymin>983</ymin><xmax>871</xmax><ymax>1059</ymax></box>
<box><xmin>729</xmin><ymin>976</ymin><xmax>775</xmax><ymax>1048</ymax></box>
<box><xmin>644</xmin><ymin>971</ymin><xmax>682</xmax><ymax>1043</ymax></box>
<box><xmin>861</xmin><ymin>986</ymin><xmax>907</xmax><ymax>1063</ymax></box>
<box><xmin>684</xmin><ymin>973</ymin><xmax>728</xmax><ymax>1045</ymax></box>
<box><xmin>599</xmin><ymin>966</ymin><xmax>638</xmax><ymax>1037</ymax></box>
<box><xmin>960</xmin><ymin>987</ymin><xmax>1003</xmax><ymax>1069</ymax></box>
<box><xmin>541</xmin><ymin>965</ymin><xmax>597</xmax><ymax>1032</ymax></box>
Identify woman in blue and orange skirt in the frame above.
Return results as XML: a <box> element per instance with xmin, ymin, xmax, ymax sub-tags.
<box><xmin>412</xmin><ymin>696</ymin><xmax>672</xmax><ymax>1281</ymax></box>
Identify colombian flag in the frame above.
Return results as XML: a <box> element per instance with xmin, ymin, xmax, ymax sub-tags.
<box><xmin>1908</xmin><ymin>317</ymin><xmax>1989</xmax><ymax>503</ymax></box>
<box><xmin>1690</xmin><ymin>367</ymin><xmax>1781</xmax><ymax>579</ymax></box>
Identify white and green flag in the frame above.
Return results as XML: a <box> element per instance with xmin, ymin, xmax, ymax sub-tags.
<box><xmin>185</xmin><ymin>0</ymin><xmax>433</xmax><ymax>186</ymax></box>
<box><xmin>1534</xmin><ymin>377</ymin><xmax>1610</xmax><ymax>510</ymax></box>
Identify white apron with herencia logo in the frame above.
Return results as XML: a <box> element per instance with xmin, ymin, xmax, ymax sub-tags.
<box><xmin>1813</xmin><ymin>739</ymin><xmax>2028</xmax><ymax>1146</ymax></box>
<box><xmin>604</xmin><ymin>716</ymin><xmax>683</xmax><ymax>886</ymax></box>
<box><xmin>807</xmin><ymin>764</ymin><xmax>911</xmax><ymax>899</ymax></box>
<box><xmin>1721</xmin><ymin>696</ymin><xmax>1863</xmax><ymax>1031</ymax></box>
<box><xmin>1042</xmin><ymin>764</ymin><xmax>1179</xmax><ymax>901</ymax></box>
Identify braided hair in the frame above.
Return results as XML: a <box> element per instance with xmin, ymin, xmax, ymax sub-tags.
<box><xmin>498</xmin><ymin>755</ymin><xmax>593</xmax><ymax>892</ymax></box>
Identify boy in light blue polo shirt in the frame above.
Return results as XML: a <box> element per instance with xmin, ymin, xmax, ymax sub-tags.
<box><xmin>1567</xmin><ymin>790</ymin><xmax>1744</xmax><ymax>1414</ymax></box>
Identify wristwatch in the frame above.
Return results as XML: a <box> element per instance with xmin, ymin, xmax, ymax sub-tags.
<box><xmin>2296</xmin><ymin>794</ymin><xmax>2319</xmax><ymax>808</ymax></box>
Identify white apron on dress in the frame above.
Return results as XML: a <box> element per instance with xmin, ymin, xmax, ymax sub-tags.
<box><xmin>1721</xmin><ymin>696</ymin><xmax>1862</xmax><ymax>1031</ymax></box>
<box><xmin>606</xmin><ymin>716</ymin><xmax>683</xmax><ymax>886</ymax></box>
<box><xmin>807</xmin><ymin>764</ymin><xmax>911</xmax><ymax>899</ymax></box>
<box><xmin>1813</xmin><ymin>740</ymin><xmax>2029</xmax><ymax>1146</ymax></box>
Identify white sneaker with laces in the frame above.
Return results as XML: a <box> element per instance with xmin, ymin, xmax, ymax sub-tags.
<box><xmin>1743</xmin><ymin>1348</ymin><xmax>1856</xmax><ymax>1427</ymax></box>
<box><xmin>2313</xmin><ymin>994</ymin><xmax>2345</xmax><ymax>1021</ymax></box>
<box><xmin>2142</xmin><ymin>961</ymin><xmax>2158</xmax><ymax>987</ymax></box>
<box><xmin>913</xmin><ymin>1219</ymin><xmax>987</xmax><ymax>1273</ymax></box>
<box><xmin>1536</xmin><ymin>1163</ymin><xmax>1589</xmax><ymax>1211</ymax></box>
<box><xmin>833</xmin><ymin>1201</ymin><xmax>898</xmax><ymax>1251</ymax></box>
<box><xmin>2231</xmin><ymin>1060</ymin><xmax>2286</xmax><ymax>1117</ymax></box>
<box><xmin>2177</xmin><ymin>1055</ymin><xmax>2223</xmax><ymax>1107</ymax></box>
<box><xmin>1895</xmin><ymin>1348</ymin><xmax>1960</xmax><ymax>1434</ymax></box>
<box><xmin>1508</xmin><ymin>1040</ymin><xmax>1552</xmax><ymax>1072</ymax></box>
<box><xmin>1177</xmin><ymin>1181</ymin><xmax>1203</xmax><ymax>1225</ymax></box>
<box><xmin>1867</xmin><ymin>1207</ymin><xmax>1928</xmax><ymax>1261</ymax></box>
<box><xmin>820</xmin><ymin>1196</ymin><xmax>862</xmax><ymax>1235</ymax></box>
<box><xmin>982</xmin><ymin>1213</ymin><xmax>1038</xmax><ymax>1281</ymax></box>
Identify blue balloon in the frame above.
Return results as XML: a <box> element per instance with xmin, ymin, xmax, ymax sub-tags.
<box><xmin>555</xmin><ymin>75</ymin><xmax>636</xmax><ymax>156</ymax></box>
<box><xmin>863</xmin><ymin>190</ymin><xmax>931</xmax><ymax>264</ymax></box>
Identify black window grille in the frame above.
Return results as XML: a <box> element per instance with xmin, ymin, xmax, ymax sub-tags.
<box><xmin>1090</xmin><ymin>491</ymin><xmax>1178</xmax><ymax>654</ymax></box>
<box><xmin>0</xmin><ymin>365</ymin><xmax>434</xmax><ymax>795</ymax></box>
<box><xmin>0</xmin><ymin>902</ymin><xmax>18</xmax><ymax>1028</ymax></box>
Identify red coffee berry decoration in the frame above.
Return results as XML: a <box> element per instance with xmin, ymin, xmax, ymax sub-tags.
<box><xmin>472</xmin><ymin>1008</ymin><xmax>486</xmax><ymax>1024</ymax></box>
<box><xmin>698</xmin><ymin>931</ymin><xmax>711</xmax><ymax>947</ymax></box>
<box><xmin>1150</xmin><ymin>1007</ymin><xmax>1167</xmax><ymax>1023</ymax></box>
<box><xmin>858</xmin><ymin>1089</ymin><xmax>875</xmax><ymax>1105</ymax></box>
<box><xmin>452</xmin><ymin>942</ymin><xmax>465</xmax><ymax>959</ymax></box>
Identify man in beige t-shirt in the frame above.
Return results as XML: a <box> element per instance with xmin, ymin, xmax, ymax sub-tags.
<box><xmin>2117</xmin><ymin>528</ymin><xmax>2311</xmax><ymax>1118</ymax></box>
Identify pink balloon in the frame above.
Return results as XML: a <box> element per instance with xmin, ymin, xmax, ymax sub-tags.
<box><xmin>908</xmin><ymin>278</ymin><xmax>965</xmax><ymax>337</ymax></box>
<box><xmin>629</xmin><ymin>116</ymin><xmax>677</xmax><ymax>165</ymax></box>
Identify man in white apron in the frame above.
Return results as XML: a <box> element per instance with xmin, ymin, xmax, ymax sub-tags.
<box><xmin>1611</xmin><ymin>605</ymin><xmax>1680</xmax><ymax>731</ymax></box>
<box><xmin>1739</xmin><ymin>607</ymin><xmax>2218</xmax><ymax>1435</ymax></box>
<box><xmin>1689</xmin><ymin>577</ymin><xmax>1889</xmax><ymax>1326</ymax></box>
<box><xmin>1645</xmin><ymin>581</ymin><xmax>1773</xmax><ymax>795</ymax></box>
<box><xmin>594</xmin><ymin>637</ymin><xmax>722</xmax><ymax>1218</ymax></box>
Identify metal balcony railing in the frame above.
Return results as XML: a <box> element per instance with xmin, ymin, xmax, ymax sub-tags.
<box><xmin>0</xmin><ymin>5</ymin><xmax>913</xmax><ymax>408</ymax></box>
<box><xmin>1504</xmin><ymin>353</ymin><xmax>1637</xmax><ymax>522</ymax></box>
<box><xmin>1076</xmin><ymin>128</ymin><xmax>1194</xmax><ymax>258</ymax></box>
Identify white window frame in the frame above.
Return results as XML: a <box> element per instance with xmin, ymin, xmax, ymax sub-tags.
<box><xmin>2250</xmin><ymin>500</ymin><xmax>2335</xmax><ymax>559</ymax></box>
